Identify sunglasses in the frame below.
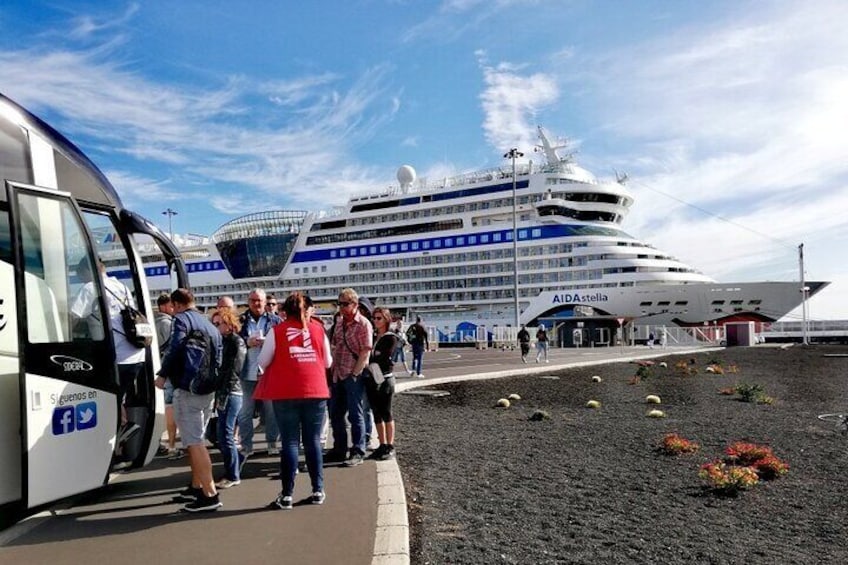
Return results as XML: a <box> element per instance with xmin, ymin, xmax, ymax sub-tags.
<box><xmin>337</xmin><ymin>301</ymin><xmax>354</xmax><ymax>307</ymax></box>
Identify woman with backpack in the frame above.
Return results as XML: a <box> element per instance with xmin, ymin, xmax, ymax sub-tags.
<box><xmin>255</xmin><ymin>292</ymin><xmax>332</xmax><ymax>509</ymax></box>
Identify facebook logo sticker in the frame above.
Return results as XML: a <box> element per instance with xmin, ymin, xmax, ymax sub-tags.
<box><xmin>52</xmin><ymin>406</ymin><xmax>75</xmax><ymax>435</ymax></box>
<box><xmin>76</xmin><ymin>402</ymin><xmax>97</xmax><ymax>431</ymax></box>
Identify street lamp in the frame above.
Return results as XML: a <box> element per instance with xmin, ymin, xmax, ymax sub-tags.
<box><xmin>504</xmin><ymin>148</ymin><xmax>524</xmax><ymax>329</ymax></box>
<box><xmin>162</xmin><ymin>208</ymin><xmax>178</xmax><ymax>240</ymax></box>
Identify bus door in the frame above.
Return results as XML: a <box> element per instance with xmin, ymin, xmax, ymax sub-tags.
<box><xmin>6</xmin><ymin>182</ymin><xmax>121</xmax><ymax>509</ymax></box>
<box><xmin>79</xmin><ymin>207</ymin><xmax>164</xmax><ymax>468</ymax></box>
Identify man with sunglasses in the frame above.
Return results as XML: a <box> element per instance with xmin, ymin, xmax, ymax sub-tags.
<box><xmin>327</xmin><ymin>288</ymin><xmax>373</xmax><ymax>467</ymax></box>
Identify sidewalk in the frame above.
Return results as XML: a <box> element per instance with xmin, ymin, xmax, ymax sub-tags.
<box><xmin>0</xmin><ymin>345</ymin><xmax>715</xmax><ymax>565</ymax></box>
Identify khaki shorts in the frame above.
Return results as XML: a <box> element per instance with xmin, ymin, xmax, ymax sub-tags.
<box><xmin>172</xmin><ymin>389</ymin><xmax>214</xmax><ymax>447</ymax></box>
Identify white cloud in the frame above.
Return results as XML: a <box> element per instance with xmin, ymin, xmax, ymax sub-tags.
<box><xmin>0</xmin><ymin>42</ymin><xmax>394</xmax><ymax>213</ymax></box>
<box><xmin>478</xmin><ymin>60</ymin><xmax>559</xmax><ymax>154</ymax></box>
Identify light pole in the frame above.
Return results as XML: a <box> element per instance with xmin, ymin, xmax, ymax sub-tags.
<box><xmin>162</xmin><ymin>208</ymin><xmax>178</xmax><ymax>240</ymax></box>
<box><xmin>504</xmin><ymin>148</ymin><xmax>524</xmax><ymax>330</ymax></box>
<box><xmin>799</xmin><ymin>243</ymin><xmax>809</xmax><ymax>346</ymax></box>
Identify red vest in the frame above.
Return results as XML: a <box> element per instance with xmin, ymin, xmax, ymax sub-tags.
<box><xmin>254</xmin><ymin>319</ymin><xmax>329</xmax><ymax>400</ymax></box>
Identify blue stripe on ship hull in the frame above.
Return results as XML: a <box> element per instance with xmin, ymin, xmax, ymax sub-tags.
<box><xmin>292</xmin><ymin>223</ymin><xmax>630</xmax><ymax>263</ymax></box>
<box><xmin>110</xmin><ymin>259</ymin><xmax>227</xmax><ymax>280</ymax></box>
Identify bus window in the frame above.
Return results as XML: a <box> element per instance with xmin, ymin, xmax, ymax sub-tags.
<box><xmin>81</xmin><ymin>210</ymin><xmax>139</xmax><ymax>302</ymax></box>
<box><xmin>0</xmin><ymin>203</ymin><xmax>15</xmax><ymax>358</ymax></box>
<box><xmin>16</xmin><ymin>191</ymin><xmax>106</xmax><ymax>345</ymax></box>
<box><xmin>0</xmin><ymin>117</ymin><xmax>32</xmax><ymax>185</ymax></box>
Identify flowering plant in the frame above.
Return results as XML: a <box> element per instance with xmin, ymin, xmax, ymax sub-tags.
<box><xmin>725</xmin><ymin>442</ymin><xmax>774</xmax><ymax>465</ymax></box>
<box><xmin>752</xmin><ymin>454</ymin><xmax>790</xmax><ymax>480</ymax></box>
<box><xmin>660</xmin><ymin>433</ymin><xmax>700</xmax><ymax>455</ymax></box>
<box><xmin>699</xmin><ymin>460</ymin><xmax>759</xmax><ymax>493</ymax></box>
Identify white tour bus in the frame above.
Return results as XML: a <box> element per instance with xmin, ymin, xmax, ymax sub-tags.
<box><xmin>0</xmin><ymin>93</ymin><xmax>188</xmax><ymax>524</ymax></box>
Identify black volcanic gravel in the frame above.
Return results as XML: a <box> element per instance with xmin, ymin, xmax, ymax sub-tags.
<box><xmin>394</xmin><ymin>345</ymin><xmax>848</xmax><ymax>564</ymax></box>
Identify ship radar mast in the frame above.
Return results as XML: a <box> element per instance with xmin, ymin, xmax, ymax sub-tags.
<box><xmin>535</xmin><ymin>126</ymin><xmax>575</xmax><ymax>171</ymax></box>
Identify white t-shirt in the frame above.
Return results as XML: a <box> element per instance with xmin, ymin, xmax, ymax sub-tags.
<box><xmin>71</xmin><ymin>274</ymin><xmax>145</xmax><ymax>364</ymax></box>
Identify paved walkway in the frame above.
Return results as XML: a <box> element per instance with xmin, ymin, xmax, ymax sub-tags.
<box><xmin>0</xmin><ymin>345</ymin><xmax>716</xmax><ymax>565</ymax></box>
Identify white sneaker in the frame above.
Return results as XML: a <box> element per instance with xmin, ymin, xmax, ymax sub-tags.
<box><xmin>416</xmin><ymin>373</ymin><xmax>425</xmax><ymax>379</ymax></box>
<box><xmin>216</xmin><ymin>478</ymin><xmax>241</xmax><ymax>489</ymax></box>
<box><xmin>267</xmin><ymin>446</ymin><xmax>280</xmax><ymax>457</ymax></box>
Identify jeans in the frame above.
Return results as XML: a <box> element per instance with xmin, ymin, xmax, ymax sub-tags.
<box><xmin>237</xmin><ymin>379</ymin><xmax>279</xmax><ymax>452</ymax></box>
<box><xmin>536</xmin><ymin>341</ymin><xmax>548</xmax><ymax>362</ymax></box>
<box><xmin>411</xmin><ymin>344</ymin><xmax>425</xmax><ymax>375</ymax></box>
<box><xmin>329</xmin><ymin>376</ymin><xmax>365</xmax><ymax>456</ymax></box>
<box><xmin>392</xmin><ymin>345</ymin><xmax>406</xmax><ymax>364</ymax></box>
<box><xmin>273</xmin><ymin>399</ymin><xmax>327</xmax><ymax>497</ymax></box>
<box><xmin>217</xmin><ymin>393</ymin><xmax>243</xmax><ymax>481</ymax></box>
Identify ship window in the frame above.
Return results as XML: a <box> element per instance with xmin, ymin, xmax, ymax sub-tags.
<box><xmin>639</xmin><ymin>301</ymin><xmax>652</xmax><ymax>306</ymax></box>
<box><xmin>412</xmin><ymin>242</ymin><xmax>419</xmax><ymax>250</ymax></box>
<box><xmin>294</xmin><ymin>268</ymin><xmax>300</xmax><ymax>274</ymax></box>
<box><xmin>468</xmin><ymin>236</ymin><xmax>476</xmax><ymax>244</ymax></box>
<box><xmin>711</xmin><ymin>300</ymin><xmax>725</xmax><ymax>305</ymax></box>
<box><xmin>657</xmin><ymin>301</ymin><xmax>670</xmax><ymax>306</ymax></box>
<box><xmin>749</xmin><ymin>299</ymin><xmax>762</xmax><ymax>305</ymax></box>
<box><xmin>674</xmin><ymin>301</ymin><xmax>688</xmax><ymax>305</ymax></box>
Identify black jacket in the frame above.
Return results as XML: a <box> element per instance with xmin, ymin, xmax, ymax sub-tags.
<box><xmin>218</xmin><ymin>332</ymin><xmax>246</xmax><ymax>397</ymax></box>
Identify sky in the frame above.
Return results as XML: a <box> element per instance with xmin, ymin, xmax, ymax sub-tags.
<box><xmin>1</xmin><ymin>1</ymin><xmax>846</xmax><ymax>320</ymax></box>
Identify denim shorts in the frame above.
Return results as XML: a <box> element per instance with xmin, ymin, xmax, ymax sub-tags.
<box><xmin>163</xmin><ymin>380</ymin><xmax>175</xmax><ymax>405</ymax></box>
<box><xmin>172</xmin><ymin>389</ymin><xmax>214</xmax><ymax>447</ymax></box>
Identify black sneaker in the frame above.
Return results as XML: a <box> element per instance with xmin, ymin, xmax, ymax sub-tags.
<box><xmin>273</xmin><ymin>494</ymin><xmax>293</xmax><ymax>510</ymax></box>
<box><xmin>118</xmin><ymin>422</ymin><xmax>141</xmax><ymax>445</ymax></box>
<box><xmin>183</xmin><ymin>493</ymin><xmax>222</xmax><ymax>513</ymax></box>
<box><xmin>368</xmin><ymin>445</ymin><xmax>387</xmax><ymax>460</ymax></box>
<box><xmin>343</xmin><ymin>452</ymin><xmax>364</xmax><ymax>467</ymax></box>
<box><xmin>377</xmin><ymin>445</ymin><xmax>395</xmax><ymax>461</ymax></box>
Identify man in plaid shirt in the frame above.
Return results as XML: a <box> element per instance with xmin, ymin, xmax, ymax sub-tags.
<box><xmin>327</xmin><ymin>288</ymin><xmax>373</xmax><ymax>466</ymax></box>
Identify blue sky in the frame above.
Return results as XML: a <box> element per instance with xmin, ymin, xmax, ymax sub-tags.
<box><xmin>2</xmin><ymin>1</ymin><xmax>847</xmax><ymax>319</ymax></box>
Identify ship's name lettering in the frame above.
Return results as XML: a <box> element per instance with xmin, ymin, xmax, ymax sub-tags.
<box><xmin>552</xmin><ymin>292</ymin><xmax>609</xmax><ymax>304</ymax></box>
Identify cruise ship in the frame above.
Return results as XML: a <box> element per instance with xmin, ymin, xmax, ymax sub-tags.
<box><xmin>106</xmin><ymin>127</ymin><xmax>827</xmax><ymax>344</ymax></box>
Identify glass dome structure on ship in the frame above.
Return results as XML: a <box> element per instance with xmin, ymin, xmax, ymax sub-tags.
<box><xmin>212</xmin><ymin>210</ymin><xmax>307</xmax><ymax>278</ymax></box>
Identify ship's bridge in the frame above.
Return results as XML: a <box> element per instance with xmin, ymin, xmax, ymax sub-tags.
<box><xmin>212</xmin><ymin>210</ymin><xmax>308</xmax><ymax>279</ymax></box>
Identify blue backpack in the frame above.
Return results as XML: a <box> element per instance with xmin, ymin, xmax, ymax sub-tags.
<box><xmin>174</xmin><ymin>316</ymin><xmax>219</xmax><ymax>394</ymax></box>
